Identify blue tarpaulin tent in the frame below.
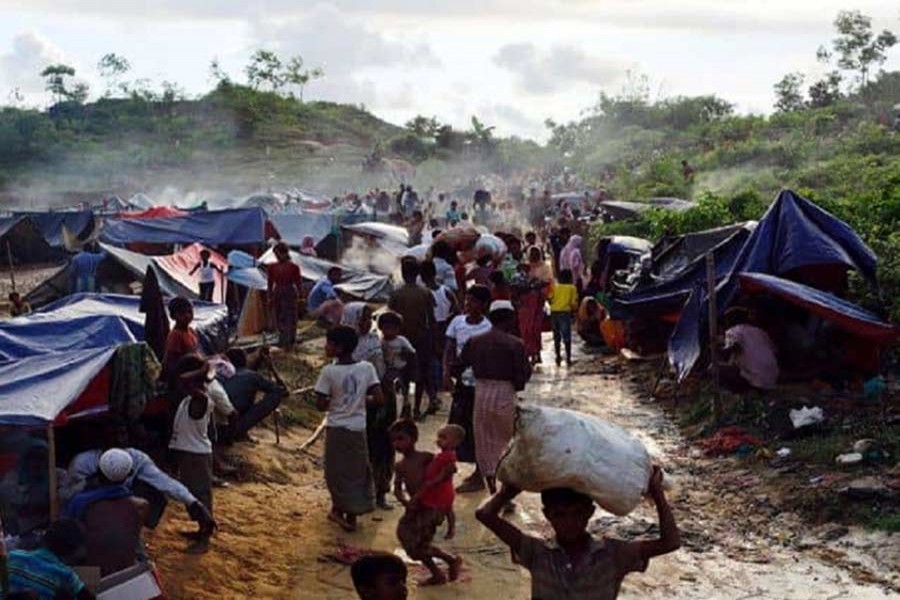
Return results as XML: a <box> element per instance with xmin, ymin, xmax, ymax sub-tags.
<box><xmin>270</xmin><ymin>213</ymin><xmax>335</xmax><ymax>246</ymax></box>
<box><xmin>100</xmin><ymin>208</ymin><xmax>268</xmax><ymax>247</ymax></box>
<box><xmin>13</xmin><ymin>211</ymin><xmax>95</xmax><ymax>248</ymax></box>
<box><xmin>668</xmin><ymin>189</ymin><xmax>879</xmax><ymax>382</ymax></box>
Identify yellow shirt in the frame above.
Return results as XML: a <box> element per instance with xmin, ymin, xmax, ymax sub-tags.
<box><xmin>548</xmin><ymin>283</ymin><xmax>579</xmax><ymax>313</ymax></box>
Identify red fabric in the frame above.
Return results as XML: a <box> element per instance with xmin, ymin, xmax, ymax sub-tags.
<box><xmin>518</xmin><ymin>289</ymin><xmax>544</xmax><ymax>355</ymax></box>
<box><xmin>55</xmin><ymin>365</ymin><xmax>112</xmax><ymax>425</ymax></box>
<box><xmin>120</xmin><ymin>206</ymin><xmax>188</xmax><ymax>219</ymax></box>
<box><xmin>419</xmin><ymin>450</ymin><xmax>456</xmax><ymax>511</ymax></box>
<box><xmin>696</xmin><ymin>426</ymin><xmax>761</xmax><ymax>456</ymax></box>
<box><xmin>162</xmin><ymin>327</ymin><xmax>199</xmax><ymax>378</ymax></box>
<box><xmin>154</xmin><ymin>243</ymin><xmax>227</xmax><ymax>299</ymax></box>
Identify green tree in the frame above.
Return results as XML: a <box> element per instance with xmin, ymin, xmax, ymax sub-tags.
<box><xmin>40</xmin><ymin>64</ymin><xmax>76</xmax><ymax>104</ymax></box>
<box><xmin>807</xmin><ymin>71</ymin><xmax>842</xmax><ymax>108</ymax></box>
<box><xmin>245</xmin><ymin>50</ymin><xmax>284</xmax><ymax>91</ymax></box>
<box><xmin>209</xmin><ymin>58</ymin><xmax>232</xmax><ymax>88</ymax></box>
<box><xmin>97</xmin><ymin>53</ymin><xmax>131</xmax><ymax>97</ymax></box>
<box><xmin>773</xmin><ymin>73</ymin><xmax>806</xmax><ymax>112</ymax></box>
<box><xmin>823</xmin><ymin>10</ymin><xmax>897</xmax><ymax>86</ymax></box>
<box><xmin>467</xmin><ymin>116</ymin><xmax>496</xmax><ymax>154</ymax></box>
<box><xmin>405</xmin><ymin>115</ymin><xmax>442</xmax><ymax>139</ymax></box>
<box><xmin>68</xmin><ymin>81</ymin><xmax>90</xmax><ymax>104</ymax></box>
<box><xmin>282</xmin><ymin>55</ymin><xmax>323</xmax><ymax>101</ymax></box>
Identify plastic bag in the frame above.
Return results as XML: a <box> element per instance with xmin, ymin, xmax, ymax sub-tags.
<box><xmin>497</xmin><ymin>404</ymin><xmax>652</xmax><ymax>516</ymax></box>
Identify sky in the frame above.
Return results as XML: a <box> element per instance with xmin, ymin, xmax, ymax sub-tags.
<box><xmin>0</xmin><ymin>1</ymin><xmax>897</xmax><ymax>141</ymax></box>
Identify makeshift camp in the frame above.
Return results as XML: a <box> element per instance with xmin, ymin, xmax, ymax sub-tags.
<box><xmin>0</xmin><ymin>215</ymin><xmax>55</xmax><ymax>264</ymax></box>
<box><xmin>270</xmin><ymin>212</ymin><xmax>335</xmax><ymax>247</ymax></box>
<box><xmin>595</xmin><ymin>236</ymin><xmax>653</xmax><ymax>293</ymax></box>
<box><xmin>668</xmin><ymin>189</ymin><xmax>879</xmax><ymax>382</ymax></box>
<box><xmin>100</xmin><ymin>207</ymin><xmax>272</xmax><ymax>248</ymax></box>
<box><xmin>24</xmin><ymin>243</ymin><xmax>227</xmax><ymax>309</ymax></box>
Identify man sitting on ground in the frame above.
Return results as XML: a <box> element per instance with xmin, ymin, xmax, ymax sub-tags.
<box><xmin>307</xmin><ymin>266</ymin><xmax>345</xmax><ymax>327</ymax></box>
<box><xmin>220</xmin><ymin>347</ymin><xmax>287</xmax><ymax>441</ymax></box>
<box><xmin>64</xmin><ymin>449</ymin><xmax>149</xmax><ymax>576</ymax></box>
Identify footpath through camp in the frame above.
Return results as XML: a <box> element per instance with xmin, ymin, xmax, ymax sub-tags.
<box><xmin>150</xmin><ymin>337</ymin><xmax>899</xmax><ymax>599</ymax></box>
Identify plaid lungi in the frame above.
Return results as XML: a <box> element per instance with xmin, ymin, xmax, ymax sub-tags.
<box><xmin>473</xmin><ymin>379</ymin><xmax>517</xmax><ymax>477</ymax></box>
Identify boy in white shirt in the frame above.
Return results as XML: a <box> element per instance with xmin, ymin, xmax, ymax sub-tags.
<box><xmin>168</xmin><ymin>354</ymin><xmax>234</xmax><ymax>553</ymax></box>
<box><xmin>316</xmin><ymin>325</ymin><xmax>384</xmax><ymax>532</ymax></box>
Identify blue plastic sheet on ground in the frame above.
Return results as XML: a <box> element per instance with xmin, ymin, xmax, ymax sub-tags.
<box><xmin>100</xmin><ymin>207</ymin><xmax>268</xmax><ymax>246</ymax></box>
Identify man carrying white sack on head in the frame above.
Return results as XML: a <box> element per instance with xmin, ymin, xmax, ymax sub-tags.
<box><xmin>476</xmin><ymin>405</ymin><xmax>681</xmax><ymax>599</ymax></box>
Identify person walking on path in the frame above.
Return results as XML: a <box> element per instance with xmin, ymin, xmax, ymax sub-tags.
<box><xmin>189</xmin><ymin>249</ymin><xmax>223</xmax><ymax>303</ymax></box>
<box><xmin>458</xmin><ymin>300</ymin><xmax>532</xmax><ymax>494</ymax></box>
<box><xmin>558</xmin><ymin>234</ymin><xmax>587</xmax><ymax>292</ymax></box>
<box><xmin>548</xmin><ymin>269</ymin><xmax>579</xmax><ymax>367</ymax></box>
<box><xmin>266</xmin><ymin>242</ymin><xmax>303</xmax><ymax>350</ymax></box>
<box><xmin>443</xmin><ymin>285</ymin><xmax>493</xmax><ymax>493</ymax></box>
<box><xmin>518</xmin><ymin>246</ymin><xmax>552</xmax><ymax>365</ymax></box>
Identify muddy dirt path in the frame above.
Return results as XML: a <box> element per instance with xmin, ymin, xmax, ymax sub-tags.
<box><xmin>292</xmin><ymin>340</ymin><xmax>899</xmax><ymax>599</ymax></box>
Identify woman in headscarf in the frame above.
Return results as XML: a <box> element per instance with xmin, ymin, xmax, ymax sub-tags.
<box><xmin>558</xmin><ymin>234</ymin><xmax>587</xmax><ymax>292</ymax></box>
<box><xmin>299</xmin><ymin>236</ymin><xmax>318</xmax><ymax>257</ymax></box>
<box><xmin>517</xmin><ymin>246</ymin><xmax>552</xmax><ymax>364</ymax></box>
<box><xmin>267</xmin><ymin>242</ymin><xmax>303</xmax><ymax>350</ymax></box>
<box><xmin>340</xmin><ymin>303</ymin><xmax>395</xmax><ymax>510</ymax></box>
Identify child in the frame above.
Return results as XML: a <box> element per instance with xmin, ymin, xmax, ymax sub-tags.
<box><xmin>189</xmin><ymin>249</ymin><xmax>222</xmax><ymax>302</ymax></box>
<box><xmin>390</xmin><ymin>420</ymin><xmax>462</xmax><ymax>586</ymax></box>
<box><xmin>8</xmin><ymin>291</ymin><xmax>31</xmax><ymax>317</ymax></box>
<box><xmin>378</xmin><ymin>311</ymin><xmax>417</xmax><ymax>418</ymax></box>
<box><xmin>351</xmin><ymin>552</ymin><xmax>408</xmax><ymax>600</ymax></box>
<box><xmin>476</xmin><ymin>467</ymin><xmax>680</xmax><ymax>599</ymax></box>
<box><xmin>547</xmin><ymin>269</ymin><xmax>579</xmax><ymax>367</ymax></box>
<box><xmin>162</xmin><ymin>296</ymin><xmax>199</xmax><ymax>388</ymax></box>
<box><xmin>315</xmin><ymin>325</ymin><xmax>384</xmax><ymax>532</ymax></box>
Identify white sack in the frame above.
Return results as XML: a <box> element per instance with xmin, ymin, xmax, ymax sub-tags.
<box><xmin>497</xmin><ymin>404</ymin><xmax>653</xmax><ymax>516</ymax></box>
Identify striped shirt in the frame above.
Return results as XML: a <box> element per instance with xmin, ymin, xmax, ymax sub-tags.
<box><xmin>8</xmin><ymin>548</ymin><xmax>86</xmax><ymax>600</ymax></box>
<box><xmin>514</xmin><ymin>535</ymin><xmax>647</xmax><ymax>600</ymax></box>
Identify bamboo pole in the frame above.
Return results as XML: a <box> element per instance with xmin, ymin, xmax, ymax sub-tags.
<box><xmin>706</xmin><ymin>254</ymin><xmax>721</xmax><ymax>424</ymax></box>
<box><xmin>47</xmin><ymin>424</ymin><xmax>59</xmax><ymax>521</ymax></box>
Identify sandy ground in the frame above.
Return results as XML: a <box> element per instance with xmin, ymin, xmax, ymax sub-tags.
<box><xmin>148</xmin><ymin>336</ymin><xmax>899</xmax><ymax>599</ymax></box>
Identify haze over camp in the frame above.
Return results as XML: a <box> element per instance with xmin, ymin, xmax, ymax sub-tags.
<box><xmin>0</xmin><ymin>2</ymin><xmax>899</xmax><ymax>599</ymax></box>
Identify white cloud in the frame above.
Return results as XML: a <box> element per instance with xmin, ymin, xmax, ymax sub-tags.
<box><xmin>494</xmin><ymin>43</ymin><xmax>627</xmax><ymax>94</ymax></box>
<box><xmin>0</xmin><ymin>31</ymin><xmax>69</xmax><ymax>94</ymax></box>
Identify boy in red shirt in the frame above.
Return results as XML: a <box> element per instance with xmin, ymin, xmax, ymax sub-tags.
<box><xmin>392</xmin><ymin>421</ymin><xmax>463</xmax><ymax>586</ymax></box>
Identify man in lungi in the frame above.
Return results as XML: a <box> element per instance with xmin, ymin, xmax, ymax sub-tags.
<box><xmin>458</xmin><ymin>299</ymin><xmax>532</xmax><ymax>494</ymax></box>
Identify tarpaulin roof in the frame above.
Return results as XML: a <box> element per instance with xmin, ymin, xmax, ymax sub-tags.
<box><xmin>258</xmin><ymin>248</ymin><xmax>393</xmax><ymax>301</ymax></box>
<box><xmin>612</xmin><ymin>224</ymin><xmax>753</xmax><ymax>319</ymax></box>
<box><xmin>602</xmin><ymin>236</ymin><xmax>653</xmax><ymax>255</ymax></box>
<box><xmin>100</xmin><ymin>207</ymin><xmax>268</xmax><ymax>246</ymax></box>
<box><xmin>0</xmin><ymin>347</ymin><xmax>118</xmax><ymax>425</ymax></box>
<box><xmin>600</xmin><ymin>198</ymin><xmax>695</xmax><ymax>220</ymax></box>
<box><xmin>12</xmin><ymin>211</ymin><xmax>95</xmax><ymax>248</ymax></box>
<box><xmin>24</xmin><ymin>243</ymin><xmax>227</xmax><ymax>308</ymax></box>
<box><xmin>738</xmin><ymin>272</ymin><xmax>899</xmax><ymax>344</ymax></box>
<box><xmin>669</xmin><ymin>189</ymin><xmax>880</xmax><ymax>382</ymax></box>
<box><xmin>0</xmin><ymin>216</ymin><xmax>55</xmax><ymax>264</ymax></box>
<box><xmin>651</xmin><ymin>223</ymin><xmax>756</xmax><ymax>281</ymax></box>
<box><xmin>120</xmin><ymin>206</ymin><xmax>187</xmax><ymax>220</ymax></box>
<box><xmin>0</xmin><ymin>293</ymin><xmax>228</xmax><ymax>363</ymax></box>
<box><xmin>270</xmin><ymin>213</ymin><xmax>335</xmax><ymax>245</ymax></box>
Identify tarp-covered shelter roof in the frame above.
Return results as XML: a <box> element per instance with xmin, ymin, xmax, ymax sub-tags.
<box><xmin>0</xmin><ymin>216</ymin><xmax>55</xmax><ymax>264</ymax></box>
<box><xmin>669</xmin><ymin>189</ymin><xmax>879</xmax><ymax>382</ymax></box>
<box><xmin>738</xmin><ymin>272</ymin><xmax>899</xmax><ymax>344</ymax></box>
<box><xmin>270</xmin><ymin>213</ymin><xmax>335</xmax><ymax>246</ymax></box>
<box><xmin>600</xmin><ymin>198</ymin><xmax>695</xmax><ymax>220</ymax></box>
<box><xmin>100</xmin><ymin>207</ymin><xmax>269</xmax><ymax>247</ymax></box>
<box><xmin>257</xmin><ymin>248</ymin><xmax>393</xmax><ymax>302</ymax></box>
<box><xmin>24</xmin><ymin>243</ymin><xmax>227</xmax><ymax>309</ymax></box>
<box><xmin>12</xmin><ymin>211</ymin><xmax>95</xmax><ymax>249</ymax></box>
<box><xmin>120</xmin><ymin>206</ymin><xmax>187</xmax><ymax>220</ymax></box>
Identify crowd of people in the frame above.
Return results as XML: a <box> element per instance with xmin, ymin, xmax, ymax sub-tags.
<box><xmin>3</xmin><ymin>185</ymin><xmax>677</xmax><ymax>600</ymax></box>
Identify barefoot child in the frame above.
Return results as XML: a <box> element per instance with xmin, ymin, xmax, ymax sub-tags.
<box><xmin>476</xmin><ymin>467</ymin><xmax>680</xmax><ymax>599</ymax></box>
<box><xmin>548</xmin><ymin>269</ymin><xmax>579</xmax><ymax>367</ymax></box>
<box><xmin>315</xmin><ymin>325</ymin><xmax>384</xmax><ymax>532</ymax></box>
<box><xmin>351</xmin><ymin>552</ymin><xmax>408</xmax><ymax>600</ymax></box>
<box><xmin>378</xmin><ymin>312</ymin><xmax>417</xmax><ymax>418</ymax></box>
<box><xmin>390</xmin><ymin>420</ymin><xmax>462</xmax><ymax>586</ymax></box>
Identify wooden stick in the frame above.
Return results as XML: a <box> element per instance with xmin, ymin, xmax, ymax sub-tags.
<box><xmin>706</xmin><ymin>253</ymin><xmax>721</xmax><ymax>424</ymax></box>
<box><xmin>5</xmin><ymin>241</ymin><xmax>15</xmax><ymax>293</ymax></box>
<box><xmin>298</xmin><ymin>418</ymin><xmax>327</xmax><ymax>453</ymax></box>
<box><xmin>47</xmin><ymin>424</ymin><xmax>59</xmax><ymax>521</ymax></box>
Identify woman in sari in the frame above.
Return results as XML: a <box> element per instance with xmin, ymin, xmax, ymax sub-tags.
<box><xmin>340</xmin><ymin>303</ymin><xmax>395</xmax><ymax>510</ymax></box>
<box><xmin>267</xmin><ymin>242</ymin><xmax>302</xmax><ymax>350</ymax></box>
<box><xmin>558</xmin><ymin>234</ymin><xmax>587</xmax><ymax>292</ymax></box>
<box><xmin>517</xmin><ymin>246</ymin><xmax>552</xmax><ymax>364</ymax></box>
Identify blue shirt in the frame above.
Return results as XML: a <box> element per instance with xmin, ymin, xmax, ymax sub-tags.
<box><xmin>8</xmin><ymin>548</ymin><xmax>86</xmax><ymax>600</ymax></box>
<box><xmin>308</xmin><ymin>279</ymin><xmax>337</xmax><ymax>310</ymax></box>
